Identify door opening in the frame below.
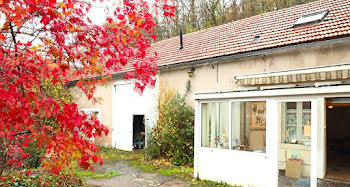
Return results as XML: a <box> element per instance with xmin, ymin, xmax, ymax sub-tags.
<box><xmin>133</xmin><ymin>115</ymin><xmax>145</xmax><ymax>149</ymax></box>
<box><xmin>326</xmin><ymin>98</ymin><xmax>350</xmax><ymax>181</ymax></box>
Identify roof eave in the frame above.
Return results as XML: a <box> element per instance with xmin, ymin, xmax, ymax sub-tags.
<box><xmin>158</xmin><ymin>35</ymin><xmax>350</xmax><ymax>71</ymax></box>
<box><xmin>68</xmin><ymin>35</ymin><xmax>350</xmax><ymax>85</ymax></box>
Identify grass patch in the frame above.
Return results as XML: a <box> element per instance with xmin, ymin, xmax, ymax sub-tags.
<box><xmin>99</xmin><ymin>147</ymin><xmax>144</xmax><ymax>160</ymax></box>
<box><xmin>66</xmin><ymin>153</ymin><xmax>120</xmax><ymax>180</ymax></box>
<box><xmin>75</xmin><ymin>169</ymin><xmax>120</xmax><ymax>179</ymax></box>
<box><xmin>99</xmin><ymin>147</ymin><xmax>193</xmax><ymax>181</ymax></box>
<box><xmin>192</xmin><ymin>179</ymin><xmax>242</xmax><ymax>187</ymax></box>
<box><xmin>130</xmin><ymin>159</ymin><xmax>193</xmax><ymax>181</ymax></box>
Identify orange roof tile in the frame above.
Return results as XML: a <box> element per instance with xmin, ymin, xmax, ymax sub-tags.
<box><xmin>76</xmin><ymin>0</ymin><xmax>350</xmax><ymax>80</ymax></box>
<box><xmin>150</xmin><ymin>0</ymin><xmax>350</xmax><ymax>69</ymax></box>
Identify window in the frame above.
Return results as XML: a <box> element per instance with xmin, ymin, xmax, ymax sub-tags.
<box><xmin>81</xmin><ymin>108</ymin><xmax>101</xmax><ymax>120</ymax></box>
<box><xmin>80</xmin><ymin>108</ymin><xmax>101</xmax><ymax>142</ymax></box>
<box><xmin>86</xmin><ymin>111</ymin><xmax>100</xmax><ymax>120</ymax></box>
<box><xmin>281</xmin><ymin>102</ymin><xmax>311</xmax><ymax>144</ymax></box>
<box><xmin>201</xmin><ymin>101</ymin><xmax>266</xmax><ymax>153</ymax></box>
<box><xmin>294</xmin><ymin>10</ymin><xmax>328</xmax><ymax>27</ymax></box>
<box><xmin>232</xmin><ymin>101</ymin><xmax>266</xmax><ymax>153</ymax></box>
<box><xmin>201</xmin><ymin>102</ymin><xmax>229</xmax><ymax>149</ymax></box>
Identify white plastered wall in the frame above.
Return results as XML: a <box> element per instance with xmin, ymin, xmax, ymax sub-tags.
<box><xmin>111</xmin><ymin>79</ymin><xmax>158</xmax><ymax>151</ymax></box>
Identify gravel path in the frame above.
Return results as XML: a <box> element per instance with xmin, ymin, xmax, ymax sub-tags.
<box><xmin>85</xmin><ymin>159</ymin><xmax>192</xmax><ymax>187</ymax></box>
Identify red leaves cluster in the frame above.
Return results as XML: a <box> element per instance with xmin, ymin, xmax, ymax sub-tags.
<box><xmin>0</xmin><ymin>0</ymin><xmax>175</xmax><ymax>175</ymax></box>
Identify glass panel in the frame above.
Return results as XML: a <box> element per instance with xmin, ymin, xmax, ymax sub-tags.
<box><xmin>201</xmin><ymin>102</ymin><xmax>229</xmax><ymax>149</ymax></box>
<box><xmin>218</xmin><ymin>103</ymin><xmax>229</xmax><ymax>149</ymax></box>
<box><xmin>303</xmin><ymin>101</ymin><xmax>311</xmax><ymax>109</ymax></box>
<box><xmin>286</xmin><ymin>113</ymin><xmax>297</xmax><ymax>126</ymax></box>
<box><xmin>302</xmin><ymin>113</ymin><xmax>311</xmax><ymax>126</ymax></box>
<box><xmin>231</xmin><ymin>101</ymin><xmax>266</xmax><ymax>153</ymax></box>
<box><xmin>287</xmin><ymin>102</ymin><xmax>297</xmax><ymax>109</ymax></box>
<box><xmin>302</xmin><ymin>127</ymin><xmax>311</xmax><ymax>141</ymax></box>
<box><xmin>286</xmin><ymin>126</ymin><xmax>297</xmax><ymax>142</ymax></box>
<box><xmin>282</xmin><ymin>101</ymin><xmax>312</xmax><ymax>144</ymax></box>
<box><xmin>302</xmin><ymin>113</ymin><xmax>311</xmax><ymax>141</ymax></box>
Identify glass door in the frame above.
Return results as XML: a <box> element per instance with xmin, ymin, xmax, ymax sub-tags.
<box><xmin>278</xmin><ymin>100</ymin><xmax>313</xmax><ymax>187</ymax></box>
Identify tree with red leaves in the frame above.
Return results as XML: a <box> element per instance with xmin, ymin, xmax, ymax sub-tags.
<box><xmin>0</xmin><ymin>0</ymin><xmax>176</xmax><ymax>174</ymax></box>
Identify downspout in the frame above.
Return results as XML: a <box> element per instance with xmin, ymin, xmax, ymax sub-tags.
<box><xmin>216</xmin><ymin>62</ymin><xmax>220</xmax><ymax>93</ymax></box>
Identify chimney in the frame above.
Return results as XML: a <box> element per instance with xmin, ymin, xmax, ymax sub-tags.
<box><xmin>179</xmin><ymin>30</ymin><xmax>183</xmax><ymax>49</ymax></box>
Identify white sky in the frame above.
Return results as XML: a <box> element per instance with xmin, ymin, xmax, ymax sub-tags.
<box><xmin>0</xmin><ymin>0</ymin><xmax>158</xmax><ymax>28</ymax></box>
<box><xmin>0</xmin><ymin>0</ymin><xmax>158</xmax><ymax>47</ymax></box>
<box><xmin>86</xmin><ymin>0</ymin><xmax>121</xmax><ymax>25</ymax></box>
<box><xmin>87</xmin><ymin>0</ymin><xmax>155</xmax><ymax>25</ymax></box>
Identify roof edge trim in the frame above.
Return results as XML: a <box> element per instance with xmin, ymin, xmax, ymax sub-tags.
<box><xmin>68</xmin><ymin>36</ymin><xmax>350</xmax><ymax>85</ymax></box>
<box><xmin>158</xmin><ymin>36</ymin><xmax>350</xmax><ymax>71</ymax></box>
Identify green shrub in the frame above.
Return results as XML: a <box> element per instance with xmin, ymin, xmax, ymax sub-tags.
<box><xmin>0</xmin><ymin>169</ymin><xmax>84</xmax><ymax>187</ymax></box>
<box><xmin>25</xmin><ymin>142</ymin><xmax>45</xmax><ymax>169</ymax></box>
<box><xmin>146</xmin><ymin>81</ymin><xmax>194</xmax><ymax>165</ymax></box>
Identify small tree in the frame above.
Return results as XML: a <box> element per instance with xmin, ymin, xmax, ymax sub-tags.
<box><xmin>146</xmin><ymin>81</ymin><xmax>194</xmax><ymax>165</ymax></box>
<box><xmin>0</xmin><ymin>0</ymin><xmax>176</xmax><ymax>175</ymax></box>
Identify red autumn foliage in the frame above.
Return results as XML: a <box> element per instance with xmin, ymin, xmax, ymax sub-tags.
<box><xmin>0</xmin><ymin>0</ymin><xmax>175</xmax><ymax>174</ymax></box>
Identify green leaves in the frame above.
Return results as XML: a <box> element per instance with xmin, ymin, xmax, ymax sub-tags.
<box><xmin>0</xmin><ymin>169</ymin><xmax>84</xmax><ymax>187</ymax></box>
<box><xmin>146</xmin><ymin>83</ymin><xmax>194</xmax><ymax>165</ymax></box>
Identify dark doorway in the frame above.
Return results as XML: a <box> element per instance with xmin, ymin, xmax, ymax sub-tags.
<box><xmin>326</xmin><ymin>98</ymin><xmax>350</xmax><ymax>181</ymax></box>
<box><xmin>133</xmin><ymin>115</ymin><xmax>145</xmax><ymax>149</ymax></box>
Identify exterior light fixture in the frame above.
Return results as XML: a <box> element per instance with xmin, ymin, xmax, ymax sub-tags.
<box><xmin>187</xmin><ymin>67</ymin><xmax>195</xmax><ymax>78</ymax></box>
<box><xmin>328</xmin><ymin>105</ymin><xmax>334</xmax><ymax>109</ymax></box>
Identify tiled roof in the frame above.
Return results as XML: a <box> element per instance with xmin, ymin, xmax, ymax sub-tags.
<box><xmin>151</xmin><ymin>0</ymin><xmax>350</xmax><ymax>68</ymax></box>
<box><xmin>72</xmin><ymin>0</ymin><xmax>350</xmax><ymax>81</ymax></box>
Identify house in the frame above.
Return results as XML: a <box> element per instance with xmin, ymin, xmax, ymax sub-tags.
<box><xmin>73</xmin><ymin>79</ymin><xmax>157</xmax><ymax>150</ymax></box>
<box><xmin>75</xmin><ymin>0</ymin><xmax>350</xmax><ymax>186</ymax></box>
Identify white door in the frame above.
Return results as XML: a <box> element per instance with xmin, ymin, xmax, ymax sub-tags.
<box><xmin>114</xmin><ymin>83</ymin><xmax>134</xmax><ymax>151</ymax></box>
<box><xmin>113</xmin><ymin>81</ymin><xmax>157</xmax><ymax>151</ymax></box>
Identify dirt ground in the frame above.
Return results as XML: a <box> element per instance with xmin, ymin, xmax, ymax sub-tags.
<box><xmin>86</xmin><ymin>159</ymin><xmax>350</xmax><ymax>187</ymax></box>
<box><xmin>278</xmin><ymin>174</ymin><xmax>350</xmax><ymax>187</ymax></box>
<box><xmin>85</xmin><ymin>159</ymin><xmax>192</xmax><ymax>187</ymax></box>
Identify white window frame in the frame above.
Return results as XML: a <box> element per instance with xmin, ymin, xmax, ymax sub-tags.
<box><xmin>195</xmin><ymin>85</ymin><xmax>350</xmax><ymax>187</ymax></box>
<box><xmin>281</xmin><ymin>102</ymin><xmax>311</xmax><ymax>144</ymax></box>
<box><xmin>200</xmin><ymin>101</ymin><xmax>230</xmax><ymax>149</ymax></box>
<box><xmin>294</xmin><ymin>10</ymin><xmax>328</xmax><ymax>26</ymax></box>
<box><xmin>199</xmin><ymin>98</ymin><xmax>268</xmax><ymax>155</ymax></box>
<box><xmin>81</xmin><ymin>108</ymin><xmax>101</xmax><ymax>121</ymax></box>
<box><xmin>80</xmin><ymin>108</ymin><xmax>102</xmax><ymax>142</ymax></box>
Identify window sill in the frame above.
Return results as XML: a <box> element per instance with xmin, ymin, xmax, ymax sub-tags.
<box><xmin>199</xmin><ymin>146</ymin><xmax>268</xmax><ymax>157</ymax></box>
<box><xmin>280</xmin><ymin>143</ymin><xmax>311</xmax><ymax>150</ymax></box>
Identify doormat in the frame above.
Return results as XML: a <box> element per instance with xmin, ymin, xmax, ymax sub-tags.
<box><xmin>294</xmin><ymin>178</ymin><xmax>321</xmax><ymax>187</ymax></box>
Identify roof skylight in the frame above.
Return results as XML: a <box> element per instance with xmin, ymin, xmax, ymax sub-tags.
<box><xmin>294</xmin><ymin>10</ymin><xmax>329</xmax><ymax>27</ymax></box>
